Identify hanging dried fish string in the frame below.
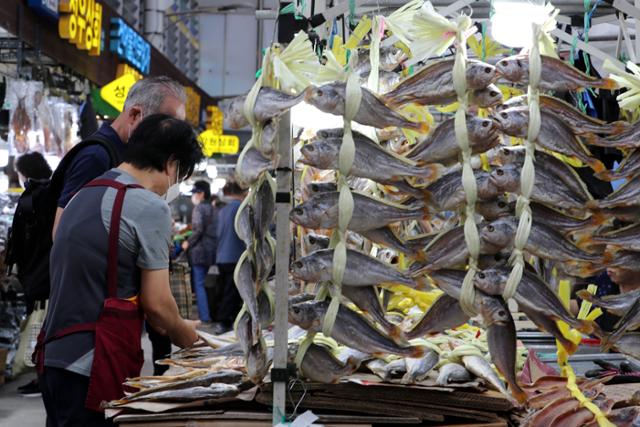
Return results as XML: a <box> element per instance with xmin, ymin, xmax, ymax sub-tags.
<box><xmin>502</xmin><ymin>25</ymin><xmax>542</xmax><ymax>300</ymax></box>
<box><xmin>453</xmin><ymin>20</ymin><xmax>481</xmax><ymax>316</ymax></box>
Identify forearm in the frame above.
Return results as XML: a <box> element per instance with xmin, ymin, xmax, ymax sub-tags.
<box><xmin>145</xmin><ymin>302</ymin><xmax>194</xmax><ymax>348</ymax></box>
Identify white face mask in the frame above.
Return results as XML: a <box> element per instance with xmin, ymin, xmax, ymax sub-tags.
<box><xmin>164</xmin><ymin>164</ymin><xmax>181</xmax><ymax>203</ymax></box>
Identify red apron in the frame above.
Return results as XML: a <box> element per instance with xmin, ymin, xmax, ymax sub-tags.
<box><xmin>34</xmin><ymin>179</ymin><xmax>145</xmax><ymax>412</ymax></box>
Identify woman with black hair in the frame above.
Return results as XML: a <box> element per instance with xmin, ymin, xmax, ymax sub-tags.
<box><xmin>182</xmin><ymin>180</ymin><xmax>217</xmax><ymax>323</ymax></box>
<box><xmin>37</xmin><ymin>114</ymin><xmax>204</xmax><ymax>426</ymax></box>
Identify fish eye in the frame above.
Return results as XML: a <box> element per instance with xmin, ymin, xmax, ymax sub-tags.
<box><xmin>306</xmin><ymin>145</ymin><xmax>315</xmax><ymax>152</ymax></box>
<box><xmin>496</xmin><ymin>169</ymin><xmax>504</xmax><ymax>176</ymax></box>
<box><xmin>309</xmin><ymin>236</ymin><xmax>317</xmax><ymax>244</ymax></box>
<box><xmin>292</xmin><ymin>306</ymin><xmax>300</xmax><ymax>314</ymax></box>
<box><xmin>516</xmin><ymin>59</ymin><xmax>522</xmax><ymax>68</ymax></box>
<box><xmin>487</xmin><ymin>225</ymin><xmax>495</xmax><ymax>232</ymax></box>
<box><xmin>316</xmin><ymin>89</ymin><xmax>324</xmax><ymax>97</ymax></box>
<box><xmin>502</xmin><ymin>148</ymin><xmax>510</xmax><ymax>155</ymax></box>
<box><xmin>311</xmin><ymin>184</ymin><xmax>319</xmax><ymax>192</ymax></box>
<box><xmin>319</xmin><ymin>131</ymin><xmax>328</xmax><ymax>138</ymax></box>
<box><xmin>293</xmin><ymin>261</ymin><xmax>303</xmax><ymax>269</ymax></box>
<box><xmin>482</xmin><ymin>121</ymin><xmax>490</xmax><ymax>128</ymax></box>
<box><xmin>500</xmin><ymin>112</ymin><xmax>509</xmax><ymax>119</ymax></box>
<box><xmin>498</xmin><ymin>201</ymin><xmax>506</xmax><ymax>208</ymax></box>
<box><xmin>293</xmin><ymin>207</ymin><xmax>304</xmax><ymax>215</ymax></box>
<box><xmin>478</xmin><ymin>272</ymin><xmax>485</xmax><ymax>279</ymax></box>
<box><xmin>498</xmin><ymin>310</ymin><xmax>507</xmax><ymax>317</ymax></box>
<box><xmin>484</xmin><ymin>67</ymin><xmax>492</xmax><ymax>73</ymax></box>
<box><xmin>490</xmin><ymin>91</ymin><xmax>499</xmax><ymax>97</ymax></box>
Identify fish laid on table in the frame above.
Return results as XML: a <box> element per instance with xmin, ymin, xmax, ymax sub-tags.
<box><xmin>493</xmin><ymin>107</ymin><xmax>607</xmax><ymax>173</ymax></box>
<box><xmin>461</xmin><ymin>354</ymin><xmax>510</xmax><ymax>399</ymax></box>
<box><xmin>289</xmin><ymin>300</ymin><xmax>425</xmax><ymax>357</ymax></box>
<box><xmin>596</xmin><ymin>148</ymin><xmax>640</xmax><ymax>181</ymax></box>
<box><xmin>382</xmin><ymin>358</ymin><xmax>407</xmax><ymax>380</ymax></box>
<box><xmin>611</xmin><ymin>332</ymin><xmax>640</xmax><ymax>361</ymax></box>
<box><xmin>496</xmin><ymin>54</ymin><xmax>617</xmax><ymax>92</ymax></box>
<box><xmin>224</xmin><ymin>87</ymin><xmax>308</xmax><ymax>129</ymax></box>
<box><xmin>300</xmin><ymin>343</ymin><xmax>359</xmax><ymax>384</ymax></box>
<box><xmin>603</xmin><ymin>297</ymin><xmax>640</xmax><ymax>350</ymax></box>
<box><xmin>113</xmin><ymin>383</ymin><xmax>239</xmax><ymax>404</ymax></box>
<box><xmin>290</xmin><ymin>249</ymin><xmax>417</xmax><ymax>288</ymax></box>
<box><xmin>406</xmin><ymin>116</ymin><xmax>502</xmax><ymax>165</ymax></box>
<box><xmin>522</xmin><ymin>388</ymin><xmax>604</xmax><ymax>426</ymax></box>
<box><xmin>383</xmin><ymin>58</ymin><xmax>497</xmax><ymax>107</ymax></box>
<box><xmin>475</xmin><ymin>266</ymin><xmax>595</xmax><ymax>351</ymax></box>
<box><xmin>490</xmin><ymin>164</ymin><xmax>593</xmax><ymax>213</ymax></box>
<box><xmin>289</xmin><ymin>191</ymin><xmax>425</xmax><ymax>232</ymax></box>
<box><xmin>436</xmin><ymin>363</ymin><xmax>473</xmax><ymax>385</ymax></box>
<box><xmin>479</xmin><ymin>216</ymin><xmax>603</xmax><ymax>265</ymax></box>
<box><xmin>585</xmin><ymin>406</ymin><xmax>640</xmax><ymax>427</ymax></box>
<box><xmin>305</xmin><ymin>82</ymin><xmax>428</xmax><ymax>132</ymax></box>
<box><xmin>405</xmin><ymin>293</ymin><xmax>469</xmax><ymax>339</ymax></box>
<box><xmin>423</xmin><ymin>169</ymin><xmax>501</xmax><ymax>213</ymax></box>
<box><xmin>401</xmin><ymin>350</ymin><xmax>439</xmax><ymax>384</ymax></box>
<box><xmin>550</xmin><ymin>395</ymin><xmax>615</xmax><ymax>427</ymax></box>
<box><xmin>300</xmin><ymin>129</ymin><xmax>443</xmax><ymax>183</ymax></box>
<box><xmin>121</xmin><ymin>370</ymin><xmax>243</xmax><ymax>402</ymax></box>
<box><xmin>236</xmin><ymin>146</ymin><xmax>278</xmax><ymax>188</ymax></box>
<box><xmin>341</xmin><ymin>285</ymin><xmax>401</xmax><ymax>337</ymax></box>
<box><xmin>576</xmin><ymin>288</ymin><xmax>640</xmax><ymax>317</ymax></box>
<box><xmin>499</xmin><ymin>94</ymin><xmax>628</xmax><ymax>136</ymax></box>
<box><xmin>478</xmin><ymin>294</ymin><xmax>527</xmax><ymax>403</ymax></box>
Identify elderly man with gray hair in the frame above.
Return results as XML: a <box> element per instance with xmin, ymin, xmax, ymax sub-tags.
<box><xmin>53</xmin><ymin>76</ymin><xmax>186</xmax><ymax>236</ymax></box>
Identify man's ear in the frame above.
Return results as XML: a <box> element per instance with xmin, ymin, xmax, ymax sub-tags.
<box><xmin>128</xmin><ymin>106</ymin><xmax>143</xmax><ymax>123</ymax></box>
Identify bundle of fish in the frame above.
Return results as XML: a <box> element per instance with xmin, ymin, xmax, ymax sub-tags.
<box><xmin>279</xmin><ymin>47</ymin><xmax>640</xmax><ymax>408</ymax></box>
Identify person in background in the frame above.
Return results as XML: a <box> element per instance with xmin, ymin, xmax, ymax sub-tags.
<box><xmin>182</xmin><ymin>181</ymin><xmax>217</xmax><ymax>324</ymax></box>
<box><xmin>13</xmin><ymin>152</ymin><xmax>53</xmax><ymax>397</ymax></box>
<box><xmin>38</xmin><ymin>115</ymin><xmax>202</xmax><ymax>426</ymax></box>
<box><xmin>212</xmin><ymin>181</ymin><xmax>247</xmax><ymax>335</ymax></box>
<box><xmin>15</xmin><ymin>152</ymin><xmax>52</xmax><ymax>188</ymax></box>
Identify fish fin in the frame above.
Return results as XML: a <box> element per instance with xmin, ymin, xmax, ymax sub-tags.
<box><xmin>345</xmin><ymin>356</ymin><xmax>361</xmax><ymax>372</ymax></box>
<box><xmin>575</xmin><ymin>234</ymin><xmax>595</xmax><ymax>251</ymax></box>
<box><xmin>410</xmin><ymin>346</ymin><xmax>426</xmax><ymax>358</ymax></box>
<box><xmin>576</xmin><ymin>289</ymin><xmax>595</xmax><ymax>302</ymax></box>
<box><xmin>417</xmin><ymin>121</ymin><xmax>430</xmax><ymax>135</ymax></box>
<box><xmin>382</xmin><ymin>95</ymin><xmax>403</xmax><ymax>108</ymax></box>
<box><xmin>577</xmin><ymin>319</ymin><xmax>595</xmax><ymax>335</ymax></box>
<box><xmin>388</xmin><ymin>324</ymin><xmax>406</xmax><ymax>342</ymax></box>
<box><xmin>594</xmin><ymin>170</ymin><xmax>613</xmax><ymax>181</ymax></box>
<box><xmin>410</xmin><ymin>251</ymin><xmax>428</xmax><ymax>265</ymax></box>
<box><xmin>602</xmin><ymin>250</ymin><xmax>615</xmax><ymax>265</ymax></box>
<box><xmin>588</xmin><ymin>159</ymin><xmax>607</xmax><ymax>174</ymax></box>
<box><xmin>415</xmin><ymin>161</ymin><xmax>445</xmax><ymax>181</ymax></box>
<box><xmin>584</xmin><ymin>133</ymin><xmax>602</xmax><ymax>147</ymax></box>
<box><xmin>610</xmin><ymin>120</ymin><xmax>629</xmax><ymax>135</ymax></box>
<box><xmin>511</xmin><ymin>385</ymin><xmax>529</xmax><ymax>405</ymax></box>
<box><xmin>597</xmin><ymin>77</ymin><xmax>619</xmax><ymax>90</ymax></box>
<box><xmin>585</xmin><ymin>199</ymin><xmax>600</xmax><ymax>210</ymax></box>
<box><xmin>589</xmin><ymin>211</ymin><xmax>611</xmax><ymax>227</ymax></box>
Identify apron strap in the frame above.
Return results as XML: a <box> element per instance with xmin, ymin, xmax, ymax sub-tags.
<box><xmin>84</xmin><ymin>179</ymin><xmax>144</xmax><ymax>298</ymax></box>
<box><xmin>43</xmin><ymin>322</ymin><xmax>96</xmax><ymax>345</ymax></box>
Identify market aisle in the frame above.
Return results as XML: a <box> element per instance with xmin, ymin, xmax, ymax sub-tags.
<box><xmin>0</xmin><ymin>333</ymin><xmax>158</xmax><ymax>426</ymax></box>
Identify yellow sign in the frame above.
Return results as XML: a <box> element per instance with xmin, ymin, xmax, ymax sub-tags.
<box><xmin>184</xmin><ymin>87</ymin><xmax>202</xmax><ymax>127</ymax></box>
<box><xmin>205</xmin><ymin>106</ymin><xmax>223</xmax><ymax>135</ymax></box>
<box><xmin>116</xmin><ymin>63</ymin><xmax>143</xmax><ymax>81</ymax></box>
<box><xmin>59</xmin><ymin>0</ymin><xmax>103</xmax><ymax>56</ymax></box>
<box><xmin>100</xmin><ymin>74</ymin><xmax>137</xmax><ymax>112</ymax></box>
<box><xmin>200</xmin><ymin>130</ymin><xmax>240</xmax><ymax>156</ymax></box>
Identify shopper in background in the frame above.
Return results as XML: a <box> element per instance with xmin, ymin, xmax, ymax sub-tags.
<box><xmin>15</xmin><ymin>152</ymin><xmax>52</xmax><ymax>189</ymax></box>
<box><xmin>53</xmin><ymin>76</ymin><xmax>186</xmax><ymax>238</ymax></box>
<box><xmin>37</xmin><ymin>115</ymin><xmax>202</xmax><ymax>426</ymax></box>
<box><xmin>181</xmin><ymin>180</ymin><xmax>217</xmax><ymax>324</ymax></box>
<box><xmin>212</xmin><ymin>181</ymin><xmax>247</xmax><ymax>335</ymax></box>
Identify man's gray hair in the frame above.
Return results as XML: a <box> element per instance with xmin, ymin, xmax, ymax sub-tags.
<box><xmin>123</xmin><ymin>76</ymin><xmax>186</xmax><ymax>114</ymax></box>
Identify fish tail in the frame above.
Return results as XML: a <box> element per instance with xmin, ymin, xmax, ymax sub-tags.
<box><xmin>345</xmin><ymin>356</ymin><xmax>361</xmax><ymax>372</ymax></box>
<box><xmin>602</xmin><ymin>249</ymin><xmax>615</xmax><ymax>265</ymax></box>
<box><xmin>594</xmin><ymin>168</ymin><xmax>613</xmax><ymax>181</ymax></box>
<box><xmin>585</xmin><ymin>199</ymin><xmax>601</xmax><ymax>210</ymax></box>
<box><xmin>577</xmin><ymin>319</ymin><xmax>595</xmax><ymax>335</ymax></box>
<box><xmin>576</xmin><ymin>289</ymin><xmax>595</xmax><ymax>302</ymax></box>
<box><xmin>575</xmin><ymin>234</ymin><xmax>595</xmax><ymax>251</ymax></box>
<box><xmin>610</xmin><ymin>120</ymin><xmax>629</xmax><ymax>135</ymax></box>
<box><xmin>382</xmin><ymin>94</ymin><xmax>403</xmax><ymax>108</ymax></box>
<box><xmin>584</xmin><ymin>132</ymin><xmax>604</xmax><ymax>147</ymax></box>
<box><xmin>595</xmin><ymin>77</ymin><xmax>619</xmax><ymax>90</ymax></box>
<box><xmin>417</xmin><ymin>121</ymin><xmax>430</xmax><ymax>134</ymax></box>
<box><xmin>415</xmin><ymin>161</ymin><xmax>445</xmax><ymax>181</ymax></box>
<box><xmin>389</xmin><ymin>324</ymin><xmax>406</xmax><ymax>342</ymax></box>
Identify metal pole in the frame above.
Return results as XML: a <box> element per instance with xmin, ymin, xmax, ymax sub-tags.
<box><xmin>272</xmin><ymin>111</ymin><xmax>292</xmax><ymax>425</ymax></box>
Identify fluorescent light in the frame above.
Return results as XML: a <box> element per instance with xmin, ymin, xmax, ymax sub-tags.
<box><xmin>206</xmin><ymin>164</ymin><xmax>218</xmax><ymax>179</ymax></box>
<box><xmin>0</xmin><ymin>149</ymin><xmax>9</xmax><ymax>167</ymax></box>
<box><xmin>211</xmin><ymin>178</ymin><xmax>226</xmax><ymax>194</ymax></box>
<box><xmin>44</xmin><ymin>155</ymin><xmax>60</xmax><ymax>171</ymax></box>
<box><xmin>491</xmin><ymin>0</ymin><xmax>548</xmax><ymax>48</ymax></box>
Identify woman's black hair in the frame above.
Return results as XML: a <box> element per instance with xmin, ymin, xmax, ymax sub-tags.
<box><xmin>193</xmin><ymin>180</ymin><xmax>211</xmax><ymax>200</ymax></box>
<box><xmin>123</xmin><ymin>114</ymin><xmax>204</xmax><ymax>179</ymax></box>
<box><xmin>15</xmin><ymin>152</ymin><xmax>52</xmax><ymax>180</ymax></box>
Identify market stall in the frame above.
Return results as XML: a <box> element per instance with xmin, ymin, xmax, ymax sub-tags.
<box><xmin>108</xmin><ymin>0</ymin><xmax>639</xmax><ymax>425</ymax></box>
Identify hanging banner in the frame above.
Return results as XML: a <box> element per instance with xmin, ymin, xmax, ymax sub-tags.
<box><xmin>200</xmin><ymin>130</ymin><xmax>239</xmax><ymax>156</ymax></box>
<box><xmin>110</xmin><ymin>18</ymin><xmax>151</xmax><ymax>74</ymax></box>
<box><xmin>205</xmin><ymin>106</ymin><xmax>223</xmax><ymax>135</ymax></box>
<box><xmin>58</xmin><ymin>0</ymin><xmax>103</xmax><ymax>56</ymax></box>
<box><xmin>100</xmin><ymin>74</ymin><xmax>137</xmax><ymax>112</ymax></box>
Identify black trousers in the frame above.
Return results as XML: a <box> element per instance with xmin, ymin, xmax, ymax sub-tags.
<box><xmin>214</xmin><ymin>263</ymin><xmax>243</xmax><ymax>327</ymax></box>
<box><xmin>40</xmin><ymin>367</ymin><xmax>113</xmax><ymax>427</ymax></box>
<box><xmin>145</xmin><ymin>322</ymin><xmax>171</xmax><ymax>376</ymax></box>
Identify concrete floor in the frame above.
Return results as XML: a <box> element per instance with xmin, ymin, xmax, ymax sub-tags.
<box><xmin>0</xmin><ymin>333</ymin><xmax>160</xmax><ymax>427</ymax></box>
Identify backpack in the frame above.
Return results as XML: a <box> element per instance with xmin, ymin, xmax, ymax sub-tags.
<box><xmin>5</xmin><ymin>134</ymin><xmax>121</xmax><ymax>302</ymax></box>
